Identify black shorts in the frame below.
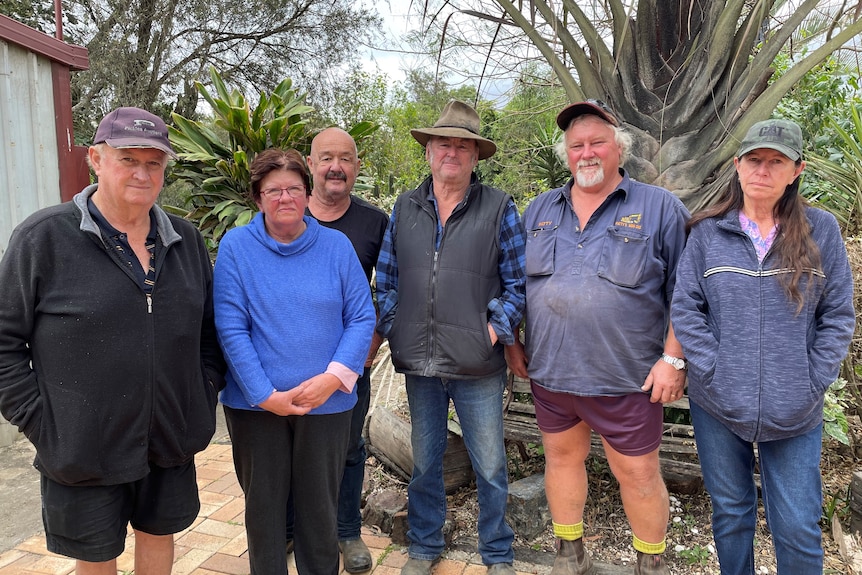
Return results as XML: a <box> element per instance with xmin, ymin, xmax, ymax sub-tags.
<box><xmin>41</xmin><ymin>460</ymin><xmax>199</xmax><ymax>562</ymax></box>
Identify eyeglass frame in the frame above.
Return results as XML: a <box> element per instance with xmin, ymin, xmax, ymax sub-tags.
<box><xmin>260</xmin><ymin>186</ymin><xmax>307</xmax><ymax>200</ymax></box>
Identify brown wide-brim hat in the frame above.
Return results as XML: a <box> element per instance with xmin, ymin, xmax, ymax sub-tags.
<box><xmin>410</xmin><ymin>100</ymin><xmax>497</xmax><ymax>160</ymax></box>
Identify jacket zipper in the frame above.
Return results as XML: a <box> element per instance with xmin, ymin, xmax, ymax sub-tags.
<box><xmin>413</xmin><ymin>187</ymin><xmax>471</xmax><ymax>377</ymax></box>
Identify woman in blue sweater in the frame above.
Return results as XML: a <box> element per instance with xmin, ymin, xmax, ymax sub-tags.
<box><xmin>671</xmin><ymin>119</ymin><xmax>855</xmax><ymax>575</ymax></box>
<box><xmin>214</xmin><ymin>149</ymin><xmax>375</xmax><ymax>575</ymax></box>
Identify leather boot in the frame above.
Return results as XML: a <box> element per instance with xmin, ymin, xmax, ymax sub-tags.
<box><xmin>401</xmin><ymin>557</ymin><xmax>439</xmax><ymax>575</ymax></box>
<box><xmin>633</xmin><ymin>551</ymin><xmax>670</xmax><ymax>574</ymax></box>
<box><xmin>339</xmin><ymin>538</ymin><xmax>373</xmax><ymax>573</ymax></box>
<box><xmin>551</xmin><ymin>538</ymin><xmax>596</xmax><ymax>575</ymax></box>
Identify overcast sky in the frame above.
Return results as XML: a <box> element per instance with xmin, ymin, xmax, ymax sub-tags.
<box><xmin>360</xmin><ymin>0</ymin><xmax>417</xmax><ymax>83</ymax></box>
<box><xmin>359</xmin><ymin>0</ymin><xmax>514</xmax><ymax>103</ymax></box>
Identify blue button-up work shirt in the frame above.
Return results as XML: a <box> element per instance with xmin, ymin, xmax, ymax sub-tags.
<box><xmin>522</xmin><ymin>171</ymin><xmax>690</xmax><ymax>396</ymax></box>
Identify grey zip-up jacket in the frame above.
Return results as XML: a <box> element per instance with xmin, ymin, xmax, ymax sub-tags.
<box><xmin>671</xmin><ymin>207</ymin><xmax>854</xmax><ymax>442</ymax></box>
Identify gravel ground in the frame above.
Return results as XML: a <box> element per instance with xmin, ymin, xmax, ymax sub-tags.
<box><xmin>364</xmin><ymin>439</ymin><xmax>856</xmax><ymax>574</ymax></box>
<box><xmin>367</xmin><ymin>357</ymin><xmax>859</xmax><ymax>574</ymax></box>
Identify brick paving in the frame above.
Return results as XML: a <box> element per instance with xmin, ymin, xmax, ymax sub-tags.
<box><xmin>0</xmin><ymin>443</ymin><xmax>547</xmax><ymax>575</ymax></box>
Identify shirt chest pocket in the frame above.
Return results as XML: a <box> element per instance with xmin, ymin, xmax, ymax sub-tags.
<box><xmin>525</xmin><ymin>226</ymin><xmax>558</xmax><ymax>276</ymax></box>
<box><xmin>596</xmin><ymin>226</ymin><xmax>650</xmax><ymax>288</ymax></box>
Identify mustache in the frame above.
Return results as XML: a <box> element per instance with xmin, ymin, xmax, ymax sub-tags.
<box><xmin>577</xmin><ymin>159</ymin><xmax>601</xmax><ymax>169</ymax></box>
<box><xmin>325</xmin><ymin>171</ymin><xmax>348</xmax><ymax>181</ymax></box>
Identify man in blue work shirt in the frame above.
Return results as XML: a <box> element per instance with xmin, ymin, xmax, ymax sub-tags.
<box><xmin>506</xmin><ymin>100</ymin><xmax>689</xmax><ymax>575</ymax></box>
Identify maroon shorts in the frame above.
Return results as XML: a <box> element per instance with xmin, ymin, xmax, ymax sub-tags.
<box><xmin>531</xmin><ymin>382</ymin><xmax>663</xmax><ymax>456</ymax></box>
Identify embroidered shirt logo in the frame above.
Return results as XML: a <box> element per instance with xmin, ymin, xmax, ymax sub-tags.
<box><xmin>615</xmin><ymin>213</ymin><xmax>642</xmax><ymax>229</ymax></box>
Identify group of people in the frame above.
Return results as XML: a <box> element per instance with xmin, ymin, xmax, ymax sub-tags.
<box><xmin>0</xmin><ymin>95</ymin><xmax>853</xmax><ymax>575</ymax></box>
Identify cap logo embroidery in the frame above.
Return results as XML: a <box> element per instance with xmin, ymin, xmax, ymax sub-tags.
<box><xmin>759</xmin><ymin>125</ymin><xmax>783</xmax><ymax>138</ymax></box>
<box><xmin>126</xmin><ymin>119</ymin><xmax>163</xmax><ymax>136</ymax></box>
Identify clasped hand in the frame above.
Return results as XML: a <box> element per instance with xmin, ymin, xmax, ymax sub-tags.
<box><xmin>258</xmin><ymin>373</ymin><xmax>342</xmax><ymax>416</ymax></box>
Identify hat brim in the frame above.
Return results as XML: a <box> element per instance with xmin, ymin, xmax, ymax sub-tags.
<box><xmin>103</xmin><ymin>137</ymin><xmax>178</xmax><ymax>160</ymax></box>
<box><xmin>736</xmin><ymin>142</ymin><xmax>800</xmax><ymax>162</ymax></box>
<box><xmin>410</xmin><ymin>127</ymin><xmax>497</xmax><ymax>160</ymax></box>
<box><xmin>556</xmin><ymin>102</ymin><xmax>619</xmax><ymax>130</ymax></box>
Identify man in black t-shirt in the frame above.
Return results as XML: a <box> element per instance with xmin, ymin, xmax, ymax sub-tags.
<box><xmin>291</xmin><ymin>127</ymin><xmax>388</xmax><ymax>572</ymax></box>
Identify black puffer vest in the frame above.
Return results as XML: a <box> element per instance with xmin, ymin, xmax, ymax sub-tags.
<box><xmin>389</xmin><ymin>175</ymin><xmax>510</xmax><ymax>379</ymax></box>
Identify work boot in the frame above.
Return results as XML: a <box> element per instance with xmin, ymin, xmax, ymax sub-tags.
<box><xmin>339</xmin><ymin>538</ymin><xmax>373</xmax><ymax>573</ymax></box>
<box><xmin>401</xmin><ymin>557</ymin><xmax>439</xmax><ymax>575</ymax></box>
<box><xmin>634</xmin><ymin>551</ymin><xmax>670</xmax><ymax>574</ymax></box>
<box><xmin>551</xmin><ymin>538</ymin><xmax>596</xmax><ymax>575</ymax></box>
<box><xmin>487</xmin><ymin>563</ymin><xmax>515</xmax><ymax>575</ymax></box>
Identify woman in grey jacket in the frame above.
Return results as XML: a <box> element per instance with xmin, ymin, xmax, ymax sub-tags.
<box><xmin>671</xmin><ymin>119</ymin><xmax>855</xmax><ymax>575</ymax></box>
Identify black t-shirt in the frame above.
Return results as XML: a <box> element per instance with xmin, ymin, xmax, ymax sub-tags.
<box><xmin>306</xmin><ymin>195</ymin><xmax>388</xmax><ymax>282</ymax></box>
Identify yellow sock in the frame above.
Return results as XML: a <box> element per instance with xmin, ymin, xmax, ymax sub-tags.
<box><xmin>632</xmin><ymin>535</ymin><xmax>666</xmax><ymax>554</ymax></box>
<box><xmin>553</xmin><ymin>522</ymin><xmax>584</xmax><ymax>541</ymax></box>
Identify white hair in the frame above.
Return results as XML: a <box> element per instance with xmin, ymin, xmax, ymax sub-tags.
<box><xmin>554</xmin><ymin>115</ymin><xmax>633</xmax><ymax>166</ymax></box>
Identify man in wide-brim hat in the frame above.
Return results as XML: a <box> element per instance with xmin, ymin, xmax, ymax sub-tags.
<box><xmin>409</xmin><ymin>99</ymin><xmax>497</xmax><ymax>160</ymax></box>
<box><xmin>376</xmin><ymin>100</ymin><xmax>526</xmax><ymax>575</ymax></box>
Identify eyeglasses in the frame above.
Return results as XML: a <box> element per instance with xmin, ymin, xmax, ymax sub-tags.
<box><xmin>261</xmin><ymin>186</ymin><xmax>306</xmax><ymax>200</ymax></box>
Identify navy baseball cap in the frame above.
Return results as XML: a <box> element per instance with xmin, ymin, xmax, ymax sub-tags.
<box><xmin>556</xmin><ymin>99</ymin><xmax>620</xmax><ymax>130</ymax></box>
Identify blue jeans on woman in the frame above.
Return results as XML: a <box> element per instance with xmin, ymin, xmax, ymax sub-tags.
<box><xmin>690</xmin><ymin>401</ymin><xmax>824</xmax><ymax>575</ymax></box>
<box><xmin>405</xmin><ymin>373</ymin><xmax>515</xmax><ymax>566</ymax></box>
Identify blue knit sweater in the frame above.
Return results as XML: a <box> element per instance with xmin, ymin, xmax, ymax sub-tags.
<box><xmin>214</xmin><ymin>214</ymin><xmax>375</xmax><ymax>414</ymax></box>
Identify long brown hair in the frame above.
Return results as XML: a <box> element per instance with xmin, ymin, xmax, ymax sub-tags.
<box><xmin>687</xmin><ymin>160</ymin><xmax>820</xmax><ymax>313</ymax></box>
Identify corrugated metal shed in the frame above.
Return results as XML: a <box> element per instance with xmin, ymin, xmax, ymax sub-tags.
<box><xmin>0</xmin><ymin>39</ymin><xmax>62</xmax><ymax>258</ymax></box>
<box><xmin>0</xmin><ymin>15</ymin><xmax>88</xmax><ymax>446</ymax></box>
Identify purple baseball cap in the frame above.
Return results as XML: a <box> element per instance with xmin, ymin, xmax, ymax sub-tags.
<box><xmin>93</xmin><ymin>107</ymin><xmax>177</xmax><ymax>159</ymax></box>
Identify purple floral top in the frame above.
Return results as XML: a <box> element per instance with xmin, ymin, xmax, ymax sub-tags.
<box><xmin>739</xmin><ymin>211</ymin><xmax>778</xmax><ymax>262</ymax></box>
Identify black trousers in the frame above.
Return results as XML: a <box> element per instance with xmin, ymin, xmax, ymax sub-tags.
<box><xmin>224</xmin><ymin>405</ymin><xmax>351</xmax><ymax>575</ymax></box>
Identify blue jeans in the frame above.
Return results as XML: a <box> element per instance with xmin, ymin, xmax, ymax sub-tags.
<box><xmin>405</xmin><ymin>373</ymin><xmax>514</xmax><ymax>565</ymax></box>
<box><xmin>690</xmin><ymin>402</ymin><xmax>823</xmax><ymax>575</ymax></box>
<box><xmin>338</xmin><ymin>366</ymin><xmax>372</xmax><ymax>540</ymax></box>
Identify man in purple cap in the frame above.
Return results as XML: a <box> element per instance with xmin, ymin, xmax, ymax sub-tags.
<box><xmin>0</xmin><ymin>107</ymin><xmax>225</xmax><ymax>574</ymax></box>
<box><xmin>506</xmin><ymin>101</ymin><xmax>690</xmax><ymax>574</ymax></box>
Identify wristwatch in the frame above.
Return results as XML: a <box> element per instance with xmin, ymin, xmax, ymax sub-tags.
<box><xmin>660</xmin><ymin>353</ymin><xmax>688</xmax><ymax>371</ymax></box>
